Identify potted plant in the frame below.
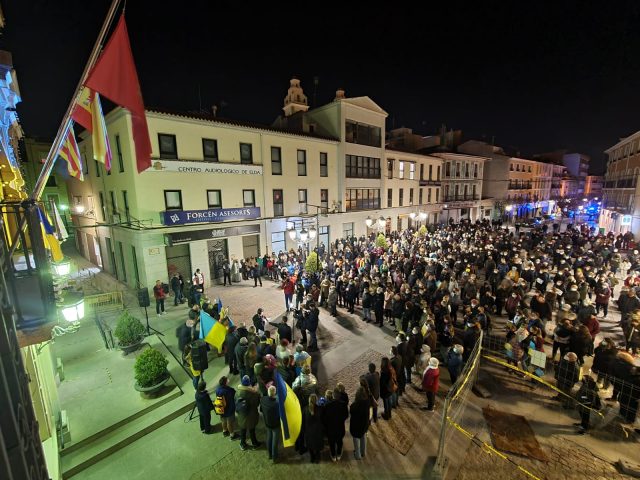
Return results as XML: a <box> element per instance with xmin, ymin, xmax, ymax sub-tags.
<box><xmin>133</xmin><ymin>347</ymin><xmax>169</xmax><ymax>394</ymax></box>
<box><xmin>114</xmin><ymin>311</ymin><xmax>145</xmax><ymax>354</ymax></box>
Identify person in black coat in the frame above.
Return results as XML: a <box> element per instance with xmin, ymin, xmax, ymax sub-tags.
<box><xmin>306</xmin><ymin>304</ymin><xmax>320</xmax><ymax>351</ymax></box>
<box><xmin>374</xmin><ymin>287</ymin><xmax>385</xmax><ymax>327</ymax></box>
<box><xmin>322</xmin><ymin>389</ymin><xmax>349</xmax><ymax>461</ymax></box>
<box><xmin>260</xmin><ymin>386</ymin><xmax>281</xmax><ymax>461</ymax></box>
<box><xmin>349</xmin><ymin>387</ymin><xmax>370</xmax><ymax>460</ymax></box>
<box><xmin>304</xmin><ymin>394</ymin><xmax>324</xmax><ymax>463</ymax></box>
<box><xmin>591</xmin><ymin>338</ymin><xmax>617</xmax><ymax>389</ymax></box>
<box><xmin>224</xmin><ymin>327</ymin><xmax>240</xmax><ymax>375</ymax></box>
<box><xmin>268</xmin><ymin>315</ymin><xmax>293</xmax><ymax>344</ymax></box>
<box><xmin>195</xmin><ymin>381</ymin><xmax>214</xmax><ymax>434</ymax></box>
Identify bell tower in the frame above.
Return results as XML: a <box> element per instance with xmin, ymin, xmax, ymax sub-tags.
<box><xmin>282</xmin><ymin>76</ymin><xmax>309</xmax><ymax>117</ymax></box>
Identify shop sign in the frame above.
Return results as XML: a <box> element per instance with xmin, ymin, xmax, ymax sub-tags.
<box><xmin>622</xmin><ymin>215</ymin><xmax>632</xmax><ymax>225</ymax></box>
<box><xmin>163</xmin><ymin>207</ymin><xmax>261</xmax><ymax>226</ymax></box>
<box><xmin>148</xmin><ymin>160</ymin><xmax>262</xmax><ymax>175</ymax></box>
<box><xmin>166</xmin><ymin>224</ymin><xmax>261</xmax><ymax>245</ymax></box>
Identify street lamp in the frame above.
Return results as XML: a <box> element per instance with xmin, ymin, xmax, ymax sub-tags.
<box><xmin>299</xmin><ymin>228</ymin><xmax>309</xmax><ymax>243</ymax></box>
<box><xmin>308</xmin><ymin>226</ymin><xmax>317</xmax><ymax>240</ymax></box>
<box><xmin>52</xmin><ymin>257</ymin><xmax>71</xmax><ymax>276</ymax></box>
<box><xmin>73</xmin><ymin>204</ymin><xmax>85</xmax><ymax>214</ymax></box>
<box><xmin>288</xmin><ymin>226</ymin><xmax>297</xmax><ymax>240</ymax></box>
<box><xmin>378</xmin><ymin>216</ymin><xmax>386</xmax><ymax>228</ymax></box>
<box><xmin>59</xmin><ymin>292</ymin><xmax>85</xmax><ymax>323</ymax></box>
<box><xmin>365</xmin><ymin>216</ymin><xmax>374</xmax><ymax>228</ymax></box>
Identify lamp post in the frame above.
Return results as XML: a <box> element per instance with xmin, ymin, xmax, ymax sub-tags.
<box><xmin>288</xmin><ymin>204</ymin><xmax>324</xmax><ymax>274</ymax></box>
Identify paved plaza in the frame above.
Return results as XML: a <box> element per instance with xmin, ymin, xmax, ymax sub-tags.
<box><xmin>56</xmin><ymin>254</ymin><xmax>640</xmax><ymax>480</ymax></box>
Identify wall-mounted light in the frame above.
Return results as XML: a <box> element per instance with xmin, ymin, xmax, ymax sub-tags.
<box><xmin>74</xmin><ymin>204</ymin><xmax>85</xmax><ymax>214</ymax></box>
<box><xmin>52</xmin><ymin>258</ymin><xmax>71</xmax><ymax>276</ymax></box>
<box><xmin>59</xmin><ymin>292</ymin><xmax>85</xmax><ymax>323</ymax></box>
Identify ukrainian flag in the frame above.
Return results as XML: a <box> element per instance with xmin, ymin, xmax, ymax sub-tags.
<box><xmin>275</xmin><ymin>370</ymin><xmax>301</xmax><ymax>447</ymax></box>
<box><xmin>199</xmin><ymin>310</ymin><xmax>227</xmax><ymax>352</ymax></box>
<box><xmin>37</xmin><ymin>206</ymin><xmax>63</xmax><ymax>262</ymax></box>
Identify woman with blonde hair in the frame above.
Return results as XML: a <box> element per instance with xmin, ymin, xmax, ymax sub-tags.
<box><xmin>305</xmin><ymin>393</ymin><xmax>324</xmax><ymax>463</ymax></box>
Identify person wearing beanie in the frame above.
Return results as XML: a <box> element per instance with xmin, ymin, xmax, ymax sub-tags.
<box><xmin>195</xmin><ymin>381</ymin><xmax>214</xmax><ymax>434</ymax></box>
<box><xmin>236</xmin><ymin>375</ymin><xmax>261</xmax><ymax>451</ymax></box>
<box><xmin>421</xmin><ymin>357</ymin><xmax>440</xmax><ymax>411</ymax></box>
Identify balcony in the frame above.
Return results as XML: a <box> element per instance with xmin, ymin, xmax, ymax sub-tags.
<box><xmin>443</xmin><ymin>194</ymin><xmax>480</xmax><ymax>203</ymax></box>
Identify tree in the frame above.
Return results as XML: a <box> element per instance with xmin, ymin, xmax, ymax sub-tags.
<box><xmin>375</xmin><ymin>233</ymin><xmax>388</xmax><ymax>250</ymax></box>
<box><xmin>417</xmin><ymin>225</ymin><xmax>428</xmax><ymax>237</ymax></box>
<box><xmin>305</xmin><ymin>251</ymin><xmax>320</xmax><ymax>274</ymax></box>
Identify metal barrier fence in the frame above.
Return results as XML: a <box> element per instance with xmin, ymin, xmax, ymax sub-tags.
<box><xmin>431</xmin><ymin>331</ymin><xmax>483</xmax><ymax>479</ymax></box>
<box><xmin>84</xmin><ymin>291</ymin><xmax>124</xmax><ymax>313</ymax></box>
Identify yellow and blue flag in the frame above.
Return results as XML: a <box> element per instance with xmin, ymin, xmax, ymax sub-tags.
<box><xmin>199</xmin><ymin>310</ymin><xmax>227</xmax><ymax>351</ymax></box>
<box><xmin>275</xmin><ymin>370</ymin><xmax>301</xmax><ymax>447</ymax></box>
<box><xmin>37</xmin><ymin>206</ymin><xmax>63</xmax><ymax>262</ymax></box>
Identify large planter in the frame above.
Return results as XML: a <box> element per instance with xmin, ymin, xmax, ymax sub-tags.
<box><xmin>119</xmin><ymin>337</ymin><xmax>144</xmax><ymax>355</ymax></box>
<box><xmin>134</xmin><ymin>371</ymin><xmax>170</xmax><ymax>395</ymax></box>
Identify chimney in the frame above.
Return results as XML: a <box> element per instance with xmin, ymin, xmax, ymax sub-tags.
<box><xmin>211</xmin><ymin>105</ymin><xmax>218</xmax><ymax>117</ymax></box>
<box><xmin>334</xmin><ymin>88</ymin><xmax>345</xmax><ymax>101</ymax></box>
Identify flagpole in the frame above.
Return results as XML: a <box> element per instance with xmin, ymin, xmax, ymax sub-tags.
<box><xmin>8</xmin><ymin>0</ymin><xmax>121</xmax><ymax>258</ymax></box>
<box><xmin>31</xmin><ymin>0</ymin><xmax>122</xmax><ymax>201</ymax></box>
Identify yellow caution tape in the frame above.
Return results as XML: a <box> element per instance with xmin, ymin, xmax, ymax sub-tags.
<box><xmin>445</xmin><ymin>415</ymin><xmax>543</xmax><ymax>480</ymax></box>
<box><xmin>481</xmin><ymin>354</ymin><xmax>604</xmax><ymax>418</ymax></box>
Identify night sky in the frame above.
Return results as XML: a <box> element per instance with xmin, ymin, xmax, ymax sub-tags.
<box><xmin>5</xmin><ymin>1</ymin><xmax>640</xmax><ymax>174</ymax></box>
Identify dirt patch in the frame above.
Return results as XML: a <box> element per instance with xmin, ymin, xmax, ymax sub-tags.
<box><xmin>483</xmin><ymin>406</ymin><xmax>548</xmax><ymax>462</ymax></box>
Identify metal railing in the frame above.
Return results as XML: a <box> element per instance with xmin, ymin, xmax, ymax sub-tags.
<box><xmin>84</xmin><ymin>291</ymin><xmax>123</xmax><ymax>313</ymax></box>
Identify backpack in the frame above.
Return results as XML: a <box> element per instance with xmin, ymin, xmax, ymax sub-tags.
<box><xmin>235</xmin><ymin>396</ymin><xmax>248</xmax><ymax>415</ymax></box>
<box><xmin>214</xmin><ymin>393</ymin><xmax>226</xmax><ymax>415</ymax></box>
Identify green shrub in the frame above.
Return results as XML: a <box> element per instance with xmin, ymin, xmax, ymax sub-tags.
<box><xmin>134</xmin><ymin>348</ymin><xmax>169</xmax><ymax>387</ymax></box>
<box><xmin>375</xmin><ymin>233</ymin><xmax>388</xmax><ymax>250</ymax></box>
<box><xmin>114</xmin><ymin>311</ymin><xmax>145</xmax><ymax>346</ymax></box>
<box><xmin>305</xmin><ymin>252</ymin><xmax>320</xmax><ymax>274</ymax></box>
<box><xmin>417</xmin><ymin>225</ymin><xmax>428</xmax><ymax>237</ymax></box>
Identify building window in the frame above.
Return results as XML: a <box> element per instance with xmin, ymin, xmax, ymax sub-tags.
<box><xmin>109</xmin><ymin>191</ymin><xmax>118</xmax><ymax>216</ymax></box>
<box><xmin>95</xmin><ymin>160</ymin><xmax>101</xmax><ymax>177</ymax></box>
<box><xmin>271</xmin><ymin>147</ymin><xmax>282</xmax><ymax>175</ymax></box>
<box><xmin>273</xmin><ymin>189</ymin><xmax>284</xmax><ymax>216</ymax></box>
<box><xmin>528</xmin><ymin>166</ymin><xmax>532</xmax><ymax>173</ymax></box>
<box><xmin>456</xmin><ymin>162</ymin><xmax>461</xmax><ymax>178</ymax></box>
<box><xmin>158</xmin><ymin>133</ymin><xmax>177</xmax><ymax>159</ymax></box>
<box><xmin>116</xmin><ymin>134</ymin><xmax>125</xmax><ymax>173</ymax></box>
<box><xmin>320</xmin><ymin>189</ymin><xmax>329</xmax><ymax>212</ymax></box>
<box><xmin>387</xmin><ymin>188</ymin><xmax>393</xmax><ymax>208</ymax></box>
<box><xmin>320</xmin><ymin>152</ymin><xmax>328</xmax><ymax>177</ymax></box>
<box><xmin>131</xmin><ymin>246</ymin><xmax>140</xmax><ymax>286</ymax></box>
<box><xmin>399</xmin><ymin>161</ymin><xmax>405</xmax><ymax>179</ymax></box>
<box><xmin>428</xmin><ymin>164</ymin><xmax>433</xmax><ymax>180</ymax></box>
<box><xmin>122</xmin><ymin>190</ymin><xmax>130</xmax><ymax>223</ymax></box>
<box><xmin>409</xmin><ymin>188</ymin><xmax>414</xmax><ymax>205</ymax></box>
<box><xmin>207</xmin><ymin>190</ymin><xmax>222</xmax><ymax>208</ymax></box>
<box><xmin>345</xmin><ymin>155</ymin><xmax>381</xmax><ymax>178</ymax></box>
<box><xmin>117</xmin><ymin>241</ymin><xmax>127</xmax><ymax>282</ymax></box>
<box><xmin>345</xmin><ymin>120</ymin><xmax>381</xmax><ymax>147</ymax></box>
<box><xmin>474</xmin><ymin>163</ymin><xmax>478</xmax><ymax>178</ymax></box>
<box><xmin>420</xmin><ymin>164</ymin><xmax>424</xmax><ymax>181</ymax></box>
<box><xmin>516</xmin><ymin>164</ymin><xmax>520</xmax><ymax>172</ymax></box>
<box><xmin>243</xmin><ymin>189</ymin><xmax>256</xmax><ymax>207</ymax></box>
<box><xmin>271</xmin><ymin>231</ymin><xmax>285</xmax><ymax>254</ymax></box>
<box><xmin>419</xmin><ymin>188</ymin><xmax>423</xmax><ymax>205</ymax></box>
<box><xmin>409</xmin><ymin>162</ymin><xmax>415</xmax><ymax>180</ymax></box>
<box><xmin>202</xmin><ymin>138</ymin><xmax>219</xmax><ymax>161</ymax></box>
<box><xmin>437</xmin><ymin>165</ymin><xmax>441</xmax><ymax>180</ymax></box>
<box><xmin>387</xmin><ymin>159</ymin><xmax>394</xmax><ymax>179</ymax></box>
<box><xmin>345</xmin><ymin>189</ymin><xmax>380</xmax><ymax>211</ymax></box>
<box><xmin>164</xmin><ymin>190</ymin><xmax>183</xmax><ymax>211</ymax></box>
<box><xmin>436</xmin><ymin>189</ymin><xmax>439</xmax><ymax>202</ymax></box>
<box><xmin>465</xmin><ymin>163</ymin><xmax>470</xmax><ymax>177</ymax></box>
<box><xmin>472</xmin><ymin>184</ymin><xmax>477</xmax><ymax>198</ymax></box>
<box><xmin>445</xmin><ymin>162</ymin><xmax>450</xmax><ymax>177</ymax></box>
<box><xmin>99</xmin><ymin>191</ymin><xmax>106</xmax><ymax>220</ymax></box>
<box><xmin>82</xmin><ymin>152</ymin><xmax>89</xmax><ymax>175</ymax></box>
<box><xmin>343</xmin><ymin>222</ymin><xmax>354</xmax><ymax>238</ymax></box>
<box><xmin>428</xmin><ymin>188</ymin><xmax>432</xmax><ymax>203</ymax></box>
<box><xmin>297</xmin><ymin>150</ymin><xmax>307</xmax><ymax>176</ymax></box>
<box><xmin>240</xmin><ymin>143</ymin><xmax>253</xmax><ymax>164</ymax></box>
<box><xmin>399</xmin><ymin>188</ymin><xmax>404</xmax><ymax>206</ymax></box>
<box><xmin>298</xmin><ymin>189</ymin><xmax>308</xmax><ymax>214</ymax></box>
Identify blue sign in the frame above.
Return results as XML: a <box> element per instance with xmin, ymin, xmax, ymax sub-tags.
<box><xmin>163</xmin><ymin>207</ymin><xmax>261</xmax><ymax>225</ymax></box>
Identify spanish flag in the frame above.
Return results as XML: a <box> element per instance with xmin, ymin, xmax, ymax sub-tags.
<box><xmin>275</xmin><ymin>370</ymin><xmax>301</xmax><ymax>447</ymax></box>
<box><xmin>71</xmin><ymin>87</ymin><xmax>112</xmax><ymax>171</ymax></box>
<box><xmin>58</xmin><ymin>127</ymin><xmax>84</xmax><ymax>181</ymax></box>
<box><xmin>36</xmin><ymin>206</ymin><xmax>63</xmax><ymax>262</ymax></box>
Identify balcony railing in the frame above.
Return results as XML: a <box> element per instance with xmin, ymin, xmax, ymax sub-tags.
<box><xmin>443</xmin><ymin>194</ymin><xmax>480</xmax><ymax>202</ymax></box>
<box><xmin>419</xmin><ymin>179</ymin><xmax>442</xmax><ymax>186</ymax></box>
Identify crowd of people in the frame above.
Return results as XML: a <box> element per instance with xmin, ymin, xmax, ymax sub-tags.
<box><xmin>181</xmin><ymin>217</ymin><xmax>640</xmax><ymax>462</ymax></box>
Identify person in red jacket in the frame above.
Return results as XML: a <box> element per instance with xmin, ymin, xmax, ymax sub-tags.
<box><xmin>282</xmin><ymin>276</ymin><xmax>295</xmax><ymax>311</ymax></box>
<box><xmin>153</xmin><ymin>280</ymin><xmax>167</xmax><ymax>317</ymax></box>
<box><xmin>421</xmin><ymin>357</ymin><xmax>440</xmax><ymax>412</ymax></box>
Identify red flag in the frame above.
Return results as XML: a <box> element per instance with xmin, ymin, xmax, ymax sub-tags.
<box><xmin>84</xmin><ymin>15</ymin><xmax>151</xmax><ymax>173</ymax></box>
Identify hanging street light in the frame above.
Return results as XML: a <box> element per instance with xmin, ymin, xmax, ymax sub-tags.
<box><xmin>365</xmin><ymin>216</ymin><xmax>374</xmax><ymax>227</ymax></box>
<box><xmin>59</xmin><ymin>292</ymin><xmax>85</xmax><ymax>323</ymax></box>
<box><xmin>299</xmin><ymin>228</ymin><xmax>309</xmax><ymax>242</ymax></box>
<box><xmin>378</xmin><ymin>216</ymin><xmax>386</xmax><ymax>228</ymax></box>
<box><xmin>288</xmin><ymin>227</ymin><xmax>297</xmax><ymax>240</ymax></box>
<box><xmin>308</xmin><ymin>226</ymin><xmax>317</xmax><ymax>240</ymax></box>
